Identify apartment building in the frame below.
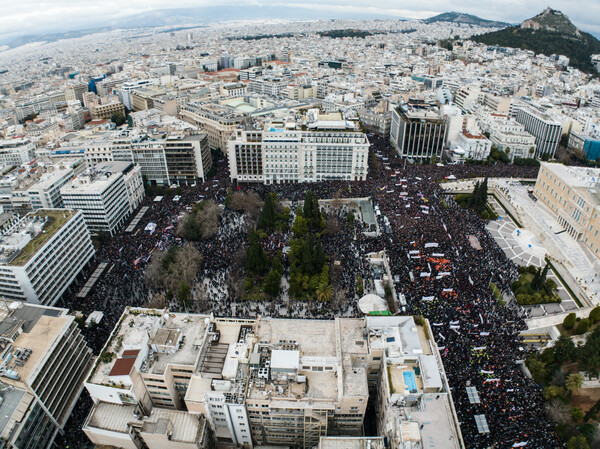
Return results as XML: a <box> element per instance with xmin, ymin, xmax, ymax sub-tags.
<box><xmin>0</xmin><ymin>209</ymin><xmax>94</xmax><ymax>305</ymax></box>
<box><xmin>181</xmin><ymin>102</ymin><xmax>247</xmax><ymax>153</ymax></box>
<box><xmin>0</xmin><ymin>302</ymin><xmax>93</xmax><ymax>449</ymax></box>
<box><xmin>61</xmin><ymin>162</ymin><xmax>143</xmax><ymax>235</ymax></box>
<box><xmin>454</xmin><ymin>86</ymin><xmax>482</xmax><ymax>113</ymax></box>
<box><xmin>481</xmin><ymin>114</ymin><xmax>537</xmax><ymax>161</ymax></box>
<box><xmin>228</xmin><ymin>115</ymin><xmax>369</xmax><ymax>184</ymax></box>
<box><xmin>534</xmin><ymin>163</ymin><xmax>600</xmax><ymax>259</ymax></box>
<box><xmin>165</xmin><ymin>134</ymin><xmax>212</xmax><ymax>185</ymax></box>
<box><xmin>390</xmin><ymin>102</ymin><xmax>447</xmax><ymax>160</ymax></box>
<box><xmin>0</xmin><ymin>138</ymin><xmax>35</xmax><ymax>167</ymax></box>
<box><xmin>118</xmin><ymin>80</ymin><xmax>154</xmax><ymax>110</ymax></box>
<box><xmin>90</xmin><ymin>101</ymin><xmax>125</xmax><ymax>120</ymax></box>
<box><xmin>359</xmin><ymin>108</ymin><xmax>392</xmax><ymax>137</ymax></box>
<box><xmin>248</xmin><ymin>78</ymin><xmax>289</xmax><ymax>97</ymax></box>
<box><xmin>568</xmin><ymin>131</ymin><xmax>600</xmax><ymax>161</ymax></box>
<box><xmin>64</xmin><ymin>83</ymin><xmax>88</xmax><ymax>103</ymax></box>
<box><xmin>131</xmin><ymin>138</ymin><xmax>170</xmax><ymax>185</ymax></box>
<box><xmin>27</xmin><ymin>167</ymin><xmax>74</xmax><ymax>209</ymax></box>
<box><xmin>84</xmin><ymin>309</ymin><xmax>458</xmax><ymax>449</ymax></box>
<box><xmin>515</xmin><ymin>107</ymin><xmax>562</xmax><ymax>159</ymax></box>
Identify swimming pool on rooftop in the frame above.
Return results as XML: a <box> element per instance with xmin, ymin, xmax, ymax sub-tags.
<box><xmin>403</xmin><ymin>370</ymin><xmax>418</xmax><ymax>393</ymax></box>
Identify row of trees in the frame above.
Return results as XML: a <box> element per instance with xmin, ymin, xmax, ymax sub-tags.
<box><xmin>563</xmin><ymin>307</ymin><xmax>600</xmax><ymax>335</ymax></box>
<box><xmin>526</xmin><ymin>327</ymin><xmax>600</xmax><ymax>448</ymax></box>
<box><xmin>288</xmin><ymin>191</ymin><xmax>332</xmax><ymax>300</ymax></box>
<box><xmin>243</xmin><ymin>193</ymin><xmax>289</xmax><ymax>300</ymax></box>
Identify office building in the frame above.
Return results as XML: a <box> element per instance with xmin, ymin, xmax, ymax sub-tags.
<box><xmin>0</xmin><ymin>138</ymin><xmax>35</xmax><ymax>167</ymax></box>
<box><xmin>0</xmin><ymin>209</ymin><xmax>94</xmax><ymax>305</ymax></box>
<box><xmin>181</xmin><ymin>103</ymin><xmax>247</xmax><ymax>153</ymax></box>
<box><xmin>117</xmin><ymin>80</ymin><xmax>154</xmax><ymax>111</ymax></box>
<box><xmin>61</xmin><ymin>162</ymin><xmax>143</xmax><ymax>235</ymax></box>
<box><xmin>27</xmin><ymin>167</ymin><xmax>75</xmax><ymax>209</ymax></box>
<box><xmin>0</xmin><ymin>301</ymin><xmax>93</xmax><ymax>449</ymax></box>
<box><xmin>131</xmin><ymin>138</ymin><xmax>170</xmax><ymax>185</ymax></box>
<box><xmin>534</xmin><ymin>163</ymin><xmax>600</xmax><ymax>259</ymax></box>
<box><xmin>165</xmin><ymin>134</ymin><xmax>212</xmax><ymax>185</ymax></box>
<box><xmin>390</xmin><ymin>102</ymin><xmax>447</xmax><ymax>160</ymax></box>
<box><xmin>568</xmin><ymin>130</ymin><xmax>600</xmax><ymax>161</ymax></box>
<box><xmin>228</xmin><ymin>114</ymin><xmax>369</xmax><ymax>184</ymax></box>
<box><xmin>515</xmin><ymin>107</ymin><xmax>562</xmax><ymax>159</ymax></box>
<box><xmin>90</xmin><ymin>101</ymin><xmax>125</xmax><ymax>120</ymax></box>
<box><xmin>84</xmin><ymin>309</ymin><xmax>458</xmax><ymax>449</ymax></box>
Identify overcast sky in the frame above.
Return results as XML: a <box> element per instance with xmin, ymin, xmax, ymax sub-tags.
<box><xmin>1</xmin><ymin>0</ymin><xmax>599</xmax><ymax>41</ymax></box>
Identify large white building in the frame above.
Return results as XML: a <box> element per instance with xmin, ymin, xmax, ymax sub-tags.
<box><xmin>61</xmin><ymin>162</ymin><xmax>144</xmax><ymax>235</ymax></box>
<box><xmin>390</xmin><ymin>102</ymin><xmax>447</xmax><ymax>161</ymax></box>
<box><xmin>228</xmin><ymin>114</ymin><xmax>369</xmax><ymax>184</ymax></box>
<box><xmin>0</xmin><ymin>301</ymin><xmax>93</xmax><ymax>449</ymax></box>
<box><xmin>0</xmin><ymin>209</ymin><xmax>94</xmax><ymax>305</ymax></box>
<box><xmin>515</xmin><ymin>107</ymin><xmax>563</xmax><ymax>159</ymax></box>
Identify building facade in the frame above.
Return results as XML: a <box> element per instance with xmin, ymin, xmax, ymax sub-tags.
<box><xmin>390</xmin><ymin>104</ymin><xmax>447</xmax><ymax>160</ymax></box>
<box><xmin>534</xmin><ymin>162</ymin><xmax>600</xmax><ymax>260</ymax></box>
<box><xmin>84</xmin><ymin>309</ymin><xmax>458</xmax><ymax>449</ymax></box>
<box><xmin>61</xmin><ymin>162</ymin><xmax>142</xmax><ymax>235</ymax></box>
<box><xmin>164</xmin><ymin>134</ymin><xmax>212</xmax><ymax>185</ymax></box>
<box><xmin>228</xmin><ymin>118</ymin><xmax>369</xmax><ymax>184</ymax></box>
<box><xmin>0</xmin><ymin>302</ymin><xmax>93</xmax><ymax>449</ymax></box>
<box><xmin>515</xmin><ymin>107</ymin><xmax>562</xmax><ymax>159</ymax></box>
<box><xmin>181</xmin><ymin>103</ymin><xmax>247</xmax><ymax>153</ymax></box>
<box><xmin>0</xmin><ymin>209</ymin><xmax>94</xmax><ymax>305</ymax></box>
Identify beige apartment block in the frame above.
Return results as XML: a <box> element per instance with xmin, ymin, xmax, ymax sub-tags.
<box><xmin>84</xmin><ymin>308</ymin><xmax>458</xmax><ymax>449</ymax></box>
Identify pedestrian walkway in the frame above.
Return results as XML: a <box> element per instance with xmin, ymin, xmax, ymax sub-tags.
<box><xmin>77</xmin><ymin>262</ymin><xmax>109</xmax><ymax>298</ymax></box>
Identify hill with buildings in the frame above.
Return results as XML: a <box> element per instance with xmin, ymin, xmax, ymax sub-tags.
<box><xmin>472</xmin><ymin>8</ymin><xmax>600</xmax><ymax>74</ymax></box>
<box><xmin>424</xmin><ymin>12</ymin><xmax>510</xmax><ymax>28</ymax></box>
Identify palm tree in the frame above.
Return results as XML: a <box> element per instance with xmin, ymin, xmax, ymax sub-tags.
<box><xmin>316</xmin><ymin>282</ymin><xmax>333</xmax><ymax>302</ymax></box>
<box><xmin>565</xmin><ymin>373</ymin><xmax>584</xmax><ymax>393</ymax></box>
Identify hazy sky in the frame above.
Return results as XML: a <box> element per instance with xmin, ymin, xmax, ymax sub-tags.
<box><xmin>1</xmin><ymin>0</ymin><xmax>599</xmax><ymax>40</ymax></box>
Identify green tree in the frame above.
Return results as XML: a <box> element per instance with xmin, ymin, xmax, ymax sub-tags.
<box><xmin>563</xmin><ymin>313</ymin><xmax>577</xmax><ymax>330</ymax></box>
<box><xmin>553</xmin><ymin>335</ymin><xmax>577</xmax><ymax>363</ymax></box>
<box><xmin>177</xmin><ymin>280</ymin><xmax>191</xmax><ymax>310</ymax></box>
<box><xmin>246</xmin><ymin>229</ymin><xmax>268</xmax><ymax>275</ymax></box>
<box><xmin>566</xmin><ymin>435</ymin><xmax>590</xmax><ymax>449</ymax></box>
<box><xmin>258</xmin><ymin>193</ymin><xmax>277</xmax><ymax>230</ymax></box>
<box><xmin>565</xmin><ymin>373</ymin><xmax>584</xmax><ymax>393</ymax></box>
<box><xmin>111</xmin><ymin>113</ymin><xmax>126</xmax><ymax>126</ymax></box>
<box><xmin>264</xmin><ymin>270</ymin><xmax>282</xmax><ymax>297</ymax></box>
<box><xmin>291</xmin><ymin>215</ymin><xmax>308</xmax><ymax>237</ymax></box>
<box><xmin>589</xmin><ymin>306</ymin><xmax>600</xmax><ymax>324</ymax></box>
<box><xmin>576</xmin><ymin>319</ymin><xmax>590</xmax><ymax>335</ymax></box>
<box><xmin>348</xmin><ymin>211</ymin><xmax>355</xmax><ymax>227</ymax></box>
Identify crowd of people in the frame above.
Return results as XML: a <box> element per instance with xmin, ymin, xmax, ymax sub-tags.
<box><xmin>56</xmin><ymin>137</ymin><xmax>561</xmax><ymax>448</ymax></box>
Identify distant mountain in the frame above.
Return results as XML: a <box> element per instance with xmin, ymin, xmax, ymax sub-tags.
<box><xmin>471</xmin><ymin>8</ymin><xmax>600</xmax><ymax>74</ymax></box>
<box><xmin>424</xmin><ymin>12</ymin><xmax>510</xmax><ymax>28</ymax></box>
<box><xmin>0</xmin><ymin>5</ymin><xmax>405</xmax><ymax>48</ymax></box>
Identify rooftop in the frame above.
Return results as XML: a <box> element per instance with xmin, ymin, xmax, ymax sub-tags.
<box><xmin>0</xmin><ymin>209</ymin><xmax>76</xmax><ymax>266</ymax></box>
<box><xmin>0</xmin><ymin>304</ymin><xmax>69</xmax><ymax>384</ymax></box>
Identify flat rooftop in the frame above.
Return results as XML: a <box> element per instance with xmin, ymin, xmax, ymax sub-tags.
<box><xmin>86</xmin><ymin>401</ymin><xmax>205</xmax><ymax>443</ymax></box>
<box><xmin>256</xmin><ymin>318</ymin><xmax>336</xmax><ymax>357</ymax></box>
<box><xmin>0</xmin><ymin>311</ymin><xmax>69</xmax><ymax>384</ymax></box>
<box><xmin>2</xmin><ymin>209</ymin><xmax>75</xmax><ymax>266</ymax></box>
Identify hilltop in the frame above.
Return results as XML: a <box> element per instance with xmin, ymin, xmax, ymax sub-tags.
<box><xmin>472</xmin><ymin>8</ymin><xmax>600</xmax><ymax>74</ymax></box>
<box><xmin>424</xmin><ymin>12</ymin><xmax>510</xmax><ymax>29</ymax></box>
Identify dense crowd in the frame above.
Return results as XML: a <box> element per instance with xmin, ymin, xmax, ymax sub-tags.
<box><xmin>56</xmin><ymin>137</ymin><xmax>560</xmax><ymax>448</ymax></box>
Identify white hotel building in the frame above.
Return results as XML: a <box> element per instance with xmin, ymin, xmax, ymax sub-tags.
<box><xmin>61</xmin><ymin>162</ymin><xmax>144</xmax><ymax>236</ymax></box>
<box><xmin>0</xmin><ymin>209</ymin><xmax>94</xmax><ymax>305</ymax></box>
<box><xmin>228</xmin><ymin>115</ymin><xmax>369</xmax><ymax>184</ymax></box>
<box><xmin>515</xmin><ymin>107</ymin><xmax>562</xmax><ymax>159</ymax></box>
